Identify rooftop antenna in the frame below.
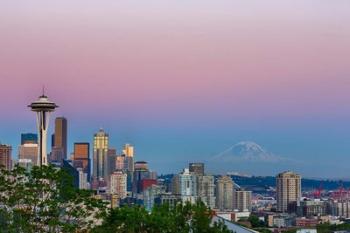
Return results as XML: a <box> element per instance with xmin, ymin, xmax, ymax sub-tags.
<box><xmin>42</xmin><ymin>85</ymin><xmax>45</xmax><ymax>97</ymax></box>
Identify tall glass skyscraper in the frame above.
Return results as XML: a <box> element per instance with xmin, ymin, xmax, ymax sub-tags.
<box><xmin>93</xmin><ymin>129</ymin><xmax>109</xmax><ymax>182</ymax></box>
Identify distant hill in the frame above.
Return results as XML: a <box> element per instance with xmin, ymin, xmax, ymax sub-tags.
<box><xmin>230</xmin><ymin>175</ymin><xmax>350</xmax><ymax>191</ymax></box>
<box><xmin>159</xmin><ymin>174</ymin><xmax>350</xmax><ymax>192</ymax></box>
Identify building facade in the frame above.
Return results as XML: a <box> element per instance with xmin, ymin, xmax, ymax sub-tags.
<box><xmin>18</xmin><ymin>143</ymin><xmax>38</xmax><ymax>166</ymax></box>
<box><xmin>216</xmin><ymin>176</ymin><xmax>234</xmax><ymax>211</ymax></box>
<box><xmin>189</xmin><ymin>163</ymin><xmax>204</xmax><ymax>176</ymax></box>
<box><xmin>93</xmin><ymin>129</ymin><xmax>109</xmax><ymax>182</ymax></box>
<box><xmin>133</xmin><ymin>161</ymin><xmax>150</xmax><ymax>194</ymax></box>
<box><xmin>107</xmin><ymin>148</ymin><xmax>117</xmax><ymax>178</ymax></box>
<box><xmin>73</xmin><ymin>142</ymin><xmax>91</xmax><ymax>182</ymax></box>
<box><xmin>197</xmin><ymin>175</ymin><xmax>216</xmax><ymax>209</ymax></box>
<box><xmin>51</xmin><ymin>117</ymin><xmax>67</xmax><ymax>164</ymax></box>
<box><xmin>179</xmin><ymin>168</ymin><xmax>198</xmax><ymax>204</ymax></box>
<box><xmin>233</xmin><ymin>190</ymin><xmax>252</xmax><ymax>212</ymax></box>
<box><xmin>0</xmin><ymin>144</ymin><xmax>12</xmax><ymax>170</ymax></box>
<box><xmin>21</xmin><ymin>133</ymin><xmax>38</xmax><ymax>145</ymax></box>
<box><xmin>276</xmin><ymin>171</ymin><xmax>301</xmax><ymax>212</ymax></box>
<box><xmin>109</xmin><ymin>170</ymin><xmax>127</xmax><ymax>199</ymax></box>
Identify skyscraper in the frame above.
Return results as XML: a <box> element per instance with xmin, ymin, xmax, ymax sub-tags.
<box><xmin>216</xmin><ymin>176</ymin><xmax>234</xmax><ymax>211</ymax></box>
<box><xmin>189</xmin><ymin>163</ymin><xmax>204</xmax><ymax>176</ymax></box>
<box><xmin>93</xmin><ymin>129</ymin><xmax>109</xmax><ymax>182</ymax></box>
<box><xmin>276</xmin><ymin>171</ymin><xmax>301</xmax><ymax>213</ymax></box>
<box><xmin>197</xmin><ymin>175</ymin><xmax>216</xmax><ymax>209</ymax></box>
<box><xmin>178</xmin><ymin>168</ymin><xmax>198</xmax><ymax>204</ymax></box>
<box><xmin>28</xmin><ymin>93</ymin><xmax>58</xmax><ymax>166</ymax></box>
<box><xmin>0</xmin><ymin>144</ymin><xmax>12</xmax><ymax>170</ymax></box>
<box><xmin>51</xmin><ymin>117</ymin><xmax>67</xmax><ymax>164</ymax></box>
<box><xmin>133</xmin><ymin>161</ymin><xmax>150</xmax><ymax>194</ymax></box>
<box><xmin>107</xmin><ymin>148</ymin><xmax>117</xmax><ymax>178</ymax></box>
<box><xmin>73</xmin><ymin>142</ymin><xmax>91</xmax><ymax>182</ymax></box>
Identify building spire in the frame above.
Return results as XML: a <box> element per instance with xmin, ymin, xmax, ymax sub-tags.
<box><xmin>41</xmin><ymin>85</ymin><xmax>46</xmax><ymax>97</ymax></box>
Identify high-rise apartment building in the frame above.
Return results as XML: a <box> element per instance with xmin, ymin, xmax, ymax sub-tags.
<box><xmin>73</xmin><ymin>142</ymin><xmax>91</xmax><ymax>182</ymax></box>
<box><xmin>276</xmin><ymin>171</ymin><xmax>301</xmax><ymax>213</ymax></box>
<box><xmin>178</xmin><ymin>168</ymin><xmax>198</xmax><ymax>204</ymax></box>
<box><xmin>93</xmin><ymin>129</ymin><xmax>109</xmax><ymax>182</ymax></box>
<box><xmin>0</xmin><ymin>144</ymin><xmax>12</xmax><ymax>170</ymax></box>
<box><xmin>216</xmin><ymin>176</ymin><xmax>234</xmax><ymax>211</ymax></box>
<box><xmin>109</xmin><ymin>171</ymin><xmax>127</xmax><ymax>199</ymax></box>
<box><xmin>51</xmin><ymin>117</ymin><xmax>67</xmax><ymax>164</ymax></box>
<box><xmin>189</xmin><ymin>163</ymin><xmax>204</xmax><ymax>176</ymax></box>
<box><xmin>197</xmin><ymin>175</ymin><xmax>216</xmax><ymax>209</ymax></box>
<box><xmin>18</xmin><ymin>143</ymin><xmax>38</xmax><ymax>166</ymax></box>
<box><xmin>233</xmin><ymin>189</ymin><xmax>252</xmax><ymax>212</ymax></box>
<box><xmin>21</xmin><ymin>133</ymin><xmax>38</xmax><ymax>145</ymax></box>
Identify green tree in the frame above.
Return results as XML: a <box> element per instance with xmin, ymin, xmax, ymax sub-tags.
<box><xmin>92</xmin><ymin>202</ymin><xmax>233</xmax><ymax>233</ymax></box>
<box><xmin>0</xmin><ymin>165</ymin><xmax>106</xmax><ymax>233</ymax></box>
<box><xmin>248</xmin><ymin>214</ymin><xmax>266</xmax><ymax>228</ymax></box>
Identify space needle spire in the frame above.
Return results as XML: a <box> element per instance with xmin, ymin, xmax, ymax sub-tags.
<box><xmin>28</xmin><ymin>90</ymin><xmax>58</xmax><ymax>166</ymax></box>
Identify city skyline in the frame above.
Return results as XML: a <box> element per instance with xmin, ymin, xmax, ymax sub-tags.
<box><xmin>1</xmin><ymin>1</ymin><xmax>350</xmax><ymax>178</ymax></box>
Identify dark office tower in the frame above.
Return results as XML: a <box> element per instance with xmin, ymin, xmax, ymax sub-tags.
<box><xmin>73</xmin><ymin>143</ymin><xmax>91</xmax><ymax>182</ymax></box>
<box><xmin>50</xmin><ymin>117</ymin><xmax>67</xmax><ymax>165</ymax></box>
<box><xmin>133</xmin><ymin>161</ymin><xmax>150</xmax><ymax>194</ymax></box>
<box><xmin>189</xmin><ymin>163</ymin><xmax>205</xmax><ymax>176</ymax></box>
<box><xmin>0</xmin><ymin>144</ymin><xmax>12</xmax><ymax>170</ymax></box>
<box><xmin>21</xmin><ymin>133</ymin><xmax>38</xmax><ymax>145</ymax></box>
<box><xmin>54</xmin><ymin>117</ymin><xmax>67</xmax><ymax>158</ymax></box>
<box><xmin>107</xmin><ymin>148</ymin><xmax>117</xmax><ymax>178</ymax></box>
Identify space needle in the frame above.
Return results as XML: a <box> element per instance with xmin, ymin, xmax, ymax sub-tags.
<box><xmin>28</xmin><ymin>90</ymin><xmax>58</xmax><ymax>166</ymax></box>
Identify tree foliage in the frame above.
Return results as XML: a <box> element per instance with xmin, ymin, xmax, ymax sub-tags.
<box><xmin>92</xmin><ymin>202</ymin><xmax>233</xmax><ymax>233</ymax></box>
<box><xmin>248</xmin><ymin>214</ymin><xmax>266</xmax><ymax>228</ymax></box>
<box><xmin>0</xmin><ymin>165</ymin><xmax>106</xmax><ymax>233</ymax></box>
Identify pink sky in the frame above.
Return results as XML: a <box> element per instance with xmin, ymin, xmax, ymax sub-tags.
<box><xmin>1</xmin><ymin>1</ymin><xmax>350</xmax><ymax>176</ymax></box>
<box><xmin>1</xmin><ymin>1</ymin><xmax>349</xmax><ymax>121</ymax></box>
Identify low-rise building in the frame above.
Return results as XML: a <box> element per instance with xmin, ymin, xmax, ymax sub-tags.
<box><xmin>295</xmin><ymin>217</ymin><xmax>319</xmax><ymax>227</ymax></box>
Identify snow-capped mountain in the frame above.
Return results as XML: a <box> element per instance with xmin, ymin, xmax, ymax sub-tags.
<box><xmin>213</xmin><ymin>141</ymin><xmax>287</xmax><ymax>163</ymax></box>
